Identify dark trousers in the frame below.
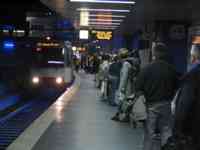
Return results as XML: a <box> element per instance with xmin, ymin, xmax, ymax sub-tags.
<box><xmin>143</xmin><ymin>102</ymin><xmax>172</xmax><ymax>150</ymax></box>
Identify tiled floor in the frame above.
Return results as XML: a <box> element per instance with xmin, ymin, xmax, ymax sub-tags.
<box><xmin>33</xmin><ymin>73</ymin><xmax>143</xmax><ymax>150</ymax></box>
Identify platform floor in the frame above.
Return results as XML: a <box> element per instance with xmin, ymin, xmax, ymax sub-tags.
<box><xmin>33</xmin><ymin>73</ymin><xmax>143</xmax><ymax>150</ymax></box>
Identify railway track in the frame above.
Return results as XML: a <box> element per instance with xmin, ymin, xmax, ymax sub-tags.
<box><xmin>0</xmin><ymin>78</ymin><xmax>74</xmax><ymax>149</ymax></box>
<box><xmin>0</xmin><ymin>99</ymin><xmax>52</xmax><ymax>150</ymax></box>
<box><xmin>0</xmin><ymin>89</ymin><xmax>69</xmax><ymax>149</ymax></box>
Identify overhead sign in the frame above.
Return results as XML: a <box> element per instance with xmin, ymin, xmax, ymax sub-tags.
<box><xmin>92</xmin><ymin>30</ymin><xmax>112</xmax><ymax>40</ymax></box>
<box><xmin>37</xmin><ymin>42</ymin><xmax>60</xmax><ymax>47</ymax></box>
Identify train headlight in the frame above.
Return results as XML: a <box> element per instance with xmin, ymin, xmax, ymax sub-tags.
<box><xmin>56</xmin><ymin>77</ymin><xmax>63</xmax><ymax>84</ymax></box>
<box><xmin>32</xmin><ymin>76</ymin><xmax>40</xmax><ymax>84</ymax></box>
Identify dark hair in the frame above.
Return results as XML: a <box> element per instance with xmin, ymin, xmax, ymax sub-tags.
<box><xmin>113</xmin><ymin>55</ymin><xmax>118</xmax><ymax>62</ymax></box>
<box><xmin>153</xmin><ymin>43</ymin><xmax>169</xmax><ymax>60</ymax></box>
<box><xmin>102</xmin><ymin>54</ymin><xmax>110</xmax><ymax>61</ymax></box>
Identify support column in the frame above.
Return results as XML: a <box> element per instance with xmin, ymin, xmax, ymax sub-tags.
<box><xmin>123</xmin><ymin>34</ymin><xmax>133</xmax><ymax>51</ymax></box>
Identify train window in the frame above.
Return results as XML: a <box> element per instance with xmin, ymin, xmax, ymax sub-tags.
<box><xmin>32</xmin><ymin>48</ymin><xmax>64</xmax><ymax>68</ymax></box>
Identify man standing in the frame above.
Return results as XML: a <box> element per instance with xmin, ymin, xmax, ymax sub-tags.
<box><xmin>108</xmin><ymin>54</ymin><xmax>122</xmax><ymax>106</ymax></box>
<box><xmin>135</xmin><ymin>43</ymin><xmax>178</xmax><ymax>150</ymax></box>
<box><xmin>99</xmin><ymin>55</ymin><xmax>110</xmax><ymax>101</ymax></box>
<box><xmin>172</xmin><ymin>44</ymin><xmax>200</xmax><ymax>150</ymax></box>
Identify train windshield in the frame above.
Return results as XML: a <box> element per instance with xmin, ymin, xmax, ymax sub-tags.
<box><xmin>32</xmin><ymin>48</ymin><xmax>64</xmax><ymax>68</ymax></box>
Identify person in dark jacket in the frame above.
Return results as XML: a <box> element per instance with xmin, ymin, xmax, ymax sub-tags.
<box><xmin>108</xmin><ymin>54</ymin><xmax>122</xmax><ymax>106</ymax></box>
<box><xmin>172</xmin><ymin>44</ymin><xmax>200</xmax><ymax>150</ymax></box>
<box><xmin>135</xmin><ymin>43</ymin><xmax>178</xmax><ymax>150</ymax></box>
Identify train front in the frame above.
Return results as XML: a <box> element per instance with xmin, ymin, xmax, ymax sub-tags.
<box><xmin>31</xmin><ymin>40</ymin><xmax>66</xmax><ymax>88</ymax></box>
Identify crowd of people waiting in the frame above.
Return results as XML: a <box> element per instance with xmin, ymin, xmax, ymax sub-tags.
<box><xmin>94</xmin><ymin>43</ymin><xmax>200</xmax><ymax>150</ymax></box>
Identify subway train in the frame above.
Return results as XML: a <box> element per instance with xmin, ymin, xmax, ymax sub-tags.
<box><xmin>0</xmin><ymin>36</ymin><xmax>74</xmax><ymax>101</ymax></box>
<box><xmin>30</xmin><ymin>39</ymin><xmax>73</xmax><ymax>88</ymax></box>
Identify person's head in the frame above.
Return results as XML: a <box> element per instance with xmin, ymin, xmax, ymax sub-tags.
<box><xmin>118</xmin><ymin>48</ymin><xmax>129</xmax><ymax>59</ymax></box>
<box><xmin>111</xmin><ymin>54</ymin><xmax>118</xmax><ymax>62</ymax></box>
<box><xmin>152</xmin><ymin>42</ymin><xmax>168</xmax><ymax>61</ymax></box>
<box><xmin>191</xmin><ymin>44</ymin><xmax>200</xmax><ymax>64</ymax></box>
<box><xmin>102</xmin><ymin>54</ymin><xmax>110</xmax><ymax>61</ymax></box>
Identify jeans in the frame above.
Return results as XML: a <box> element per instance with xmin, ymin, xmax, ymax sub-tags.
<box><xmin>108</xmin><ymin>76</ymin><xmax>119</xmax><ymax>105</ymax></box>
<box><xmin>143</xmin><ymin>102</ymin><xmax>172</xmax><ymax>150</ymax></box>
<box><xmin>100</xmin><ymin>80</ymin><xmax>108</xmax><ymax>101</ymax></box>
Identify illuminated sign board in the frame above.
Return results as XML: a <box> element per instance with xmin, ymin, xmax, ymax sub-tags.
<box><xmin>37</xmin><ymin>42</ymin><xmax>60</xmax><ymax>47</ymax></box>
<box><xmin>92</xmin><ymin>30</ymin><xmax>112</xmax><ymax>40</ymax></box>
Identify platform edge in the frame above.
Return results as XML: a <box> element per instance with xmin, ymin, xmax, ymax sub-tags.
<box><xmin>7</xmin><ymin>75</ymin><xmax>80</xmax><ymax>150</ymax></box>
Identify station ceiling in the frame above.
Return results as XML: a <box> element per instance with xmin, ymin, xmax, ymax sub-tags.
<box><xmin>39</xmin><ymin>0</ymin><xmax>200</xmax><ymax>34</ymax></box>
<box><xmin>0</xmin><ymin>1</ymin><xmax>49</xmax><ymax>24</ymax></box>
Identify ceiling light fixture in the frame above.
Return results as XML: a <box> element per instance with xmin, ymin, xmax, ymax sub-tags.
<box><xmin>90</xmin><ymin>25</ymin><xmax>118</xmax><ymax>28</ymax></box>
<box><xmin>79</xmin><ymin>30</ymin><xmax>89</xmax><ymax>39</ymax></box>
<box><xmin>89</xmin><ymin>14</ymin><xmax>126</xmax><ymax>18</ymax></box>
<box><xmin>77</xmin><ymin>8</ymin><xmax>130</xmax><ymax>13</ymax></box>
<box><xmin>80</xmin><ymin>11</ymin><xmax>89</xmax><ymax>26</ymax></box>
<box><xmin>71</xmin><ymin>0</ymin><xmax>135</xmax><ymax>5</ymax></box>
<box><xmin>89</xmin><ymin>19</ymin><xmax>123</xmax><ymax>22</ymax></box>
<box><xmin>89</xmin><ymin>22</ymin><xmax>121</xmax><ymax>25</ymax></box>
<box><xmin>91</xmin><ymin>26</ymin><xmax>118</xmax><ymax>30</ymax></box>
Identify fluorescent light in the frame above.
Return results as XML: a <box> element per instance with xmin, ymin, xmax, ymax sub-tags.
<box><xmin>71</xmin><ymin>0</ymin><xmax>135</xmax><ymax>4</ymax></box>
<box><xmin>90</xmin><ymin>24</ymin><xmax>118</xmax><ymax>29</ymax></box>
<box><xmin>26</xmin><ymin>17</ymin><xmax>37</xmax><ymax>21</ymax></box>
<box><xmin>89</xmin><ymin>22</ymin><xmax>120</xmax><ymax>25</ymax></box>
<box><xmin>89</xmin><ymin>19</ymin><xmax>123</xmax><ymax>22</ymax></box>
<box><xmin>91</xmin><ymin>24</ymin><xmax>118</xmax><ymax>27</ymax></box>
<box><xmin>77</xmin><ymin>8</ymin><xmax>130</xmax><ymax>13</ymax></box>
<box><xmin>90</xmin><ymin>26</ymin><xmax>118</xmax><ymax>29</ymax></box>
<box><xmin>3</xmin><ymin>30</ymin><xmax>9</xmax><ymax>33</ymax></box>
<box><xmin>90</xmin><ymin>25</ymin><xmax>118</xmax><ymax>28</ymax></box>
<box><xmin>92</xmin><ymin>27</ymin><xmax>117</xmax><ymax>30</ymax></box>
<box><xmin>79</xmin><ymin>30</ymin><xmax>89</xmax><ymax>39</ymax></box>
<box><xmin>89</xmin><ymin>14</ymin><xmax>126</xmax><ymax>18</ymax></box>
<box><xmin>48</xmin><ymin>61</ymin><xmax>64</xmax><ymax>64</ymax></box>
<box><xmin>13</xmin><ymin>30</ymin><xmax>25</xmax><ymax>33</ymax></box>
<box><xmin>80</xmin><ymin>11</ymin><xmax>89</xmax><ymax>26</ymax></box>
